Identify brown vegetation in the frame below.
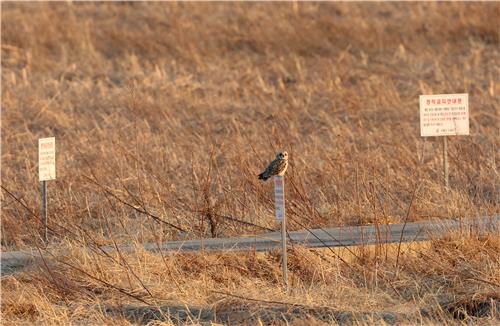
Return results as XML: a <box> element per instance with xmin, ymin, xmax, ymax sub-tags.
<box><xmin>1</xmin><ymin>2</ymin><xmax>499</xmax><ymax>325</ymax></box>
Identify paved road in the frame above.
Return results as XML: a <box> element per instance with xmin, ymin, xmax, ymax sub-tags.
<box><xmin>2</xmin><ymin>215</ymin><xmax>498</xmax><ymax>274</ymax></box>
<box><xmin>142</xmin><ymin>215</ymin><xmax>499</xmax><ymax>252</ymax></box>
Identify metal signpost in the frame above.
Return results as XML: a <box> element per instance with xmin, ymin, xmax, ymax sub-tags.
<box><xmin>39</xmin><ymin>137</ymin><xmax>56</xmax><ymax>241</ymax></box>
<box><xmin>274</xmin><ymin>175</ymin><xmax>288</xmax><ymax>292</ymax></box>
<box><xmin>419</xmin><ymin>94</ymin><xmax>469</xmax><ymax>188</ymax></box>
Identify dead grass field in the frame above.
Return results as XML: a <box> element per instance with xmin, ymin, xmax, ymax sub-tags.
<box><xmin>1</xmin><ymin>2</ymin><xmax>499</xmax><ymax>325</ymax></box>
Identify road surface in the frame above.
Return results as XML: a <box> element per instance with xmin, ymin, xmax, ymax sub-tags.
<box><xmin>1</xmin><ymin>215</ymin><xmax>498</xmax><ymax>274</ymax></box>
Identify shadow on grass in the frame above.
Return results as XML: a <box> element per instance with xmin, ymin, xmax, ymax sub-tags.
<box><xmin>104</xmin><ymin>297</ymin><xmax>500</xmax><ymax>325</ymax></box>
<box><xmin>104</xmin><ymin>303</ymin><xmax>402</xmax><ymax>325</ymax></box>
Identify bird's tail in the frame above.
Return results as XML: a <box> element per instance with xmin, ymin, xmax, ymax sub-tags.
<box><xmin>258</xmin><ymin>173</ymin><xmax>269</xmax><ymax>181</ymax></box>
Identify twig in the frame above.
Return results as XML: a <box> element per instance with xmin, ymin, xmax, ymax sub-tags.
<box><xmin>395</xmin><ymin>182</ymin><xmax>420</xmax><ymax>275</ymax></box>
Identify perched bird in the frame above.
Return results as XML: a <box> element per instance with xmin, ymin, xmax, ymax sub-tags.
<box><xmin>258</xmin><ymin>151</ymin><xmax>289</xmax><ymax>181</ymax></box>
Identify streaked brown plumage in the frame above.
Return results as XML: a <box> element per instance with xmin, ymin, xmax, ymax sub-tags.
<box><xmin>258</xmin><ymin>151</ymin><xmax>288</xmax><ymax>181</ymax></box>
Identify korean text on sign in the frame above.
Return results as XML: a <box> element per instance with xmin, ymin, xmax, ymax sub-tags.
<box><xmin>39</xmin><ymin>137</ymin><xmax>56</xmax><ymax>181</ymax></box>
<box><xmin>274</xmin><ymin>176</ymin><xmax>285</xmax><ymax>221</ymax></box>
<box><xmin>419</xmin><ymin>93</ymin><xmax>469</xmax><ymax>137</ymax></box>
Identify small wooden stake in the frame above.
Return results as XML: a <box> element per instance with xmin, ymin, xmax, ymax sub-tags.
<box><xmin>41</xmin><ymin>180</ymin><xmax>48</xmax><ymax>241</ymax></box>
<box><xmin>281</xmin><ymin>213</ymin><xmax>288</xmax><ymax>293</ymax></box>
<box><xmin>443</xmin><ymin>136</ymin><xmax>449</xmax><ymax>188</ymax></box>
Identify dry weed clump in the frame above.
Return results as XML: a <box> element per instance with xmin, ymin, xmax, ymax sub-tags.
<box><xmin>1</xmin><ymin>1</ymin><xmax>499</xmax><ymax>325</ymax></box>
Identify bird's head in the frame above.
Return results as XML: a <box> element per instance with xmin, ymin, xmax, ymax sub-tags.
<box><xmin>277</xmin><ymin>151</ymin><xmax>288</xmax><ymax>160</ymax></box>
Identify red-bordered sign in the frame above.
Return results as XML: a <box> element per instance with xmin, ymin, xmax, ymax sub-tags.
<box><xmin>420</xmin><ymin>93</ymin><xmax>469</xmax><ymax>137</ymax></box>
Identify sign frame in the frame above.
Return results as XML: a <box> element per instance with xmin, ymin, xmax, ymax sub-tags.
<box><xmin>39</xmin><ymin>137</ymin><xmax>56</xmax><ymax>181</ymax></box>
<box><xmin>419</xmin><ymin>93</ymin><xmax>469</xmax><ymax>137</ymax></box>
<box><xmin>38</xmin><ymin>137</ymin><xmax>56</xmax><ymax>241</ymax></box>
<box><xmin>419</xmin><ymin>93</ymin><xmax>469</xmax><ymax>188</ymax></box>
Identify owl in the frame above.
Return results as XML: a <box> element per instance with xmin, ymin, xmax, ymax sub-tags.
<box><xmin>258</xmin><ymin>151</ymin><xmax>289</xmax><ymax>181</ymax></box>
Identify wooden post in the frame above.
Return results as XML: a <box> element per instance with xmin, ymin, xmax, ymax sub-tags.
<box><xmin>274</xmin><ymin>176</ymin><xmax>288</xmax><ymax>292</ymax></box>
<box><xmin>41</xmin><ymin>180</ymin><xmax>48</xmax><ymax>241</ymax></box>
<box><xmin>443</xmin><ymin>136</ymin><xmax>449</xmax><ymax>188</ymax></box>
<box><xmin>281</xmin><ymin>212</ymin><xmax>288</xmax><ymax>293</ymax></box>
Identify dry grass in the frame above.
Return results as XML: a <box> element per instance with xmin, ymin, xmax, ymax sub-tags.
<box><xmin>1</xmin><ymin>2</ymin><xmax>499</xmax><ymax>325</ymax></box>
<box><xmin>1</xmin><ymin>235</ymin><xmax>499</xmax><ymax>325</ymax></box>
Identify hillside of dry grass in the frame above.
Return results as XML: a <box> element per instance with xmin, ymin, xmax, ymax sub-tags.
<box><xmin>1</xmin><ymin>2</ymin><xmax>499</xmax><ymax>325</ymax></box>
<box><xmin>2</xmin><ymin>2</ymin><xmax>499</xmax><ymax>248</ymax></box>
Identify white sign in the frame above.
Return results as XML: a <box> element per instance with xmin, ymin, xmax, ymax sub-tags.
<box><xmin>274</xmin><ymin>176</ymin><xmax>285</xmax><ymax>221</ymax></box>
<box><xmin>420</xmin><ymin>93</ymin><xmax>469</xmax><ymax>137</ymax></box>
<box><xmin>39</xmin><ymin>137</ymin><xmax>56</xmax><ymax>181</ymax></box>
